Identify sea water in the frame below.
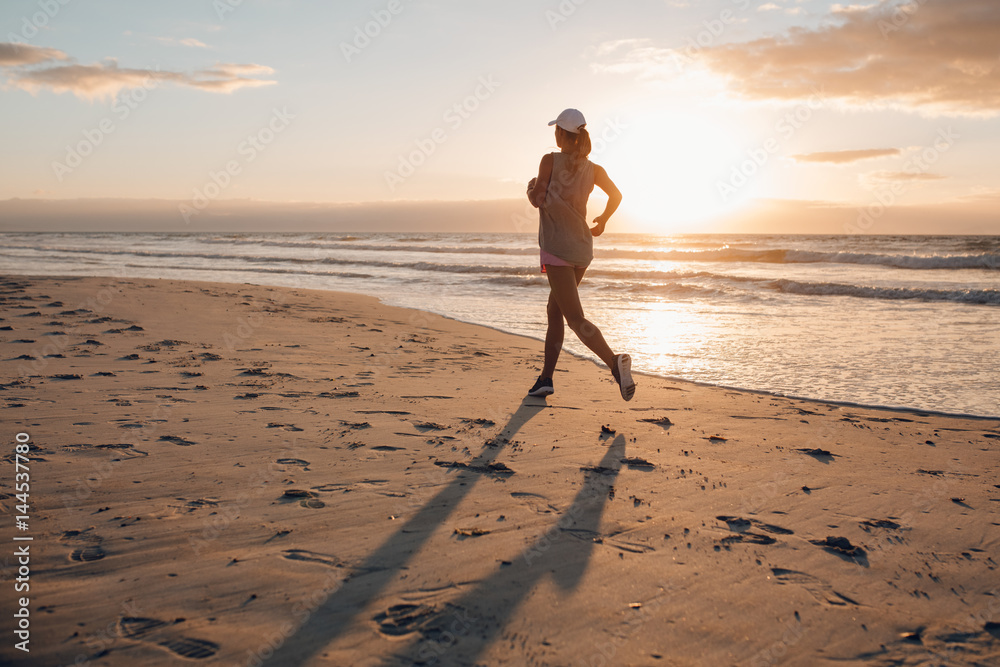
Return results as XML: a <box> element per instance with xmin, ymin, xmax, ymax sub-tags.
<box><xmin>2</xmin><ymin>232</ymin><xmax>997</xmax><ymax>417</ymax></box>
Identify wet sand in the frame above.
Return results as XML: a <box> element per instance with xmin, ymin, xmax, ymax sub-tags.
<box><xmin>1</xmin><ymin>274</ymin><xmax>998</xmax><ymax>666</ymax></box>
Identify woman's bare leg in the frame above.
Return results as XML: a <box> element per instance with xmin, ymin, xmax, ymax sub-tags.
<box><xmin>541</xmin><ymin>289</ymin><xmax>565</xmax><ymax>378</ymax></box>
<box><xmin>543</xmin><ymin>265</ymin><xmax>616</xmax><ymax>370</ymax></box>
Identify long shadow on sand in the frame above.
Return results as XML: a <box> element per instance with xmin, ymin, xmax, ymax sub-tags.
<box><xmin>380</xmin><ymin>434</ymin><xmax>625</xmax><ymax>666</ymax></box>
<box><xmin>259</xmin><ymin>400</ymin><xmax>551</xmax><ymax>666</ymax></box>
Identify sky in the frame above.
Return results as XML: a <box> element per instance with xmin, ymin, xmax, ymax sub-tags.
<box><xmin>1</xmin><ymin>0</ymin><xmax>998</xmax><ymax>234</ymax></box>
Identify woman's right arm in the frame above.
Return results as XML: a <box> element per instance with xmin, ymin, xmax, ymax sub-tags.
<box><xmin>591</xmin><ymin>165</ymin><xmax>622</xmax><ymax>236</ymax></box>
<box><xmin>528</xmin><ymin>153</ymin><xmax>554</xmax><ymax>208</ymax></box>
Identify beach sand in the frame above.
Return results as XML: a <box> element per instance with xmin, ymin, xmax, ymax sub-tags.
<box><xmin>1</xmin><ymin>274</ymin><xmax>998</xmax><ymax>666</ymax></box>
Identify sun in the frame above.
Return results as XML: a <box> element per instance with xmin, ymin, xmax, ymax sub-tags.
<box><xmin>593</xmin><ymin>110</ymin><xmax>748</xmax><ymax>232</ymax></box>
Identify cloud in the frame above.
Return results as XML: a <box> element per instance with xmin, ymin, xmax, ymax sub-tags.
<box><xmin>830</xmin><ymin>3</ymin><xmax>876</xmax><ymax>13</ymax></box>
<box><xmin>591</xmin><ymin>40</ymin><xmax>675</xmax><ymax>78</ymax></box>
<box><xmin>957</xmin><ymin>188</ymin><xmax>1000</xmax><ymax>203</ymax></box>
<box><xmin>10</xmin><ymin>61</ymin><xmax>163</xmax><ymax>99</ymax></box>
<box><xmin>0</xmin><ymin>43</ymin><xmax>68</xmax><ymax>67</ymax></box>
<box><xmin>185</xmin><ymin>63</ymin><xmax>277</xmax><ymax>92</ymax></box>
<box><xmin>593</xmin><ymin>0</ymin><xmax>1000</xmax><ymax>116</ymax></box>
<box><xmin>148</xmin><ymin>36</ymin><xmax>210</xmax><ymax>49</ymax></box>
<box><xmin>698</xmin><ymin>0</ymin><xmax>1000</xmax><ymax>116</ymax></box>
<box><xmin>0</xmin><ymin>42</ymin><xmax>276</xmax><ymax>100</ymax></box>
<box><xmin>791</xmin><ymin>148</ymin><xmax>901</xmax><ymax>163</ymax></box>
<box><xmin>860</xmin><ymin>170</ymin><xmax>947</xmax><ymax>186</ymax></box>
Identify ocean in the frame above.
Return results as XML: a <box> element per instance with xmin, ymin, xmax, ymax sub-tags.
<box><xmin>2</xmin><ymin>232</ymin><xmax>997</xmax><ymax>418</ymax></box>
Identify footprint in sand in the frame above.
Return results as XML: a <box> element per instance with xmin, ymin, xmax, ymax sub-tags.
<box><xmin>511</xmin><ymin>491</ymin><xmax>560</xmax><ymax>516</ymax></box>
<box><xmin>268</xmin><ymin>423</ymin><xmax>305</xmax><ymax>432</ymax></box>
<box><xmin>159</xmin><ymin>435</ymin><xmax>196</xmax><ymax>446</ymax></box>
<box><xmin>275</xmin><ymin>458</ymin><xmax>310</xmax><ymax>467</ymax></box>
<box><xmin>96</xmin><ymin>443</ymin><xmax>148</xmax><ymax>459</ymax></box>
<box><xmin>810</xmin><ymin>536</ymin><xmax>868</xmax><ymax>565</ymax></box>
<box><xmin>279</xmin><ymin>489</ymin><xmax>325</xmax><ymax>508</ymax></box>
<box><xmin>771</xmin><ymin>568</ymin><xmax>861</xmax><ymax>606</ymax></box>
<box><xmin>715</xmin><ymin>516</ymin><xmax>794</xmax><ymax>547</ymax></box>
<box><xmin>318</xmin><ymin>390</ymin><xmax>360</xmax><ymax>399</ymax></box>
<box><xmin>116</xmin><ymin>616</ymin><xmax>219</xmax><ymax>659</ymax></box>
<box><xmin>281</xmin><ymin>549</ymin><xmax>342</xmax><ymax>568</ymax></box>
<box><xmin>173</xmin><ymin>498</ymin><xmax>220</xmax><ymax>514</ymax></box>
<box><xmin>373</xmin><ymin>604</ymin><xmax>437</xmax><ymax>637</ymax></box>
<box><xmin>621</xmin><ymin>456</ymin><xmax>655</xmax><ymax>469</ymax></box>
<box><xmin>413</xmin><ymin>421</ymin><xmax>447</xmax><ymax>431</ymax></box>
<box><xmin>61</xmin><ymin>529</ymin><xmax>106</xmax><ymax>562</ymax></box>
<box><xmin>717</xmin><ymin>515</ymin><xmax>794</xmax><ymax>536</ymax></box>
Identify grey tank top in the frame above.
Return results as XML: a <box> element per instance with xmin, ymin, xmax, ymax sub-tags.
<box><xmin>538</xmin><ymin>152</ymin><xmax>595</xmax><ymax>267</ymax></box>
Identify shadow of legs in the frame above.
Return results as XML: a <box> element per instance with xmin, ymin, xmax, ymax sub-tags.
<box><xmin>258</xmin><ymin>401</ymin><xmax>546</xmax><ymax>667</ymax></box>
<box><xmin>381</xmin><ymin>435</ymin><xmax>627</xmax><ymax>666</ymax></box>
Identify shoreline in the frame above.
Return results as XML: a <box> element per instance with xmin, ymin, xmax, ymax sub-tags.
<box><xmin>2</xmin><ymin>273</ymin><xmax>998</xmax><ymax>666</ymax></box>
<box><xmin>5</xmin><ymin>269</ymin><xmax>997</xmax><ymax>421</ymax></box>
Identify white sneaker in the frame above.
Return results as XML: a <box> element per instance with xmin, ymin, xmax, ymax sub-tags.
<box><xmin>614</xmin><ymin>354</ymin><xmax>635</xmax><ymax>401</ymax></box>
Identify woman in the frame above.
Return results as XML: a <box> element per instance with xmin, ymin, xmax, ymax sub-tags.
<box><xmin>526</xmin><ymin>108</ymin><xmax>635</xmax><ymax>401</ymax></box>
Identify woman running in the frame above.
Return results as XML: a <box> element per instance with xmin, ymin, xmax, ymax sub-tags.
<box><xmin>526</xmin><ymin>108</ymin><xmax>635</xmax><ymax>401</ymax></box>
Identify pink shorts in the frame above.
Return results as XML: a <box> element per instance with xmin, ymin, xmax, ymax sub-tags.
<box><xmin>540</xmin><ymin>249</ymin><xmax>575</xmax><ymax>273</ymax></box>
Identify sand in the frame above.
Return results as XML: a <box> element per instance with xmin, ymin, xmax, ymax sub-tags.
<box><xmin>1</xmin><ymin>273</ymin><xmax>998</xmax><ymax>667</ymax></box>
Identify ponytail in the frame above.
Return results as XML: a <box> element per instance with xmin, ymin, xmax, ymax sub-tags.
<box><xmin>561</xmin><ymin>126</ymin><xmax>591</xmax><ymax>177</ymax></box>
<box><xmin>552</xmin><ymin>125</ymin><xmax>592</xmax><ymax>184</ymax></box>
<box><xmin>573</xmin><ymin>127</ymin><xmax>592</xmax><ymax>160</ymax></box>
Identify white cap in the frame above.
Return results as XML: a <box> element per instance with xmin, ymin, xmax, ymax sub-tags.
<box><xmin>548</xmin><ymin>108</ymin><xmax>586</xmax><ymax>134</ymax></box>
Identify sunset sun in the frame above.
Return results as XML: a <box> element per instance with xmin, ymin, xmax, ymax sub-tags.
<box><xmin>598</xmin><ymin>110</ymin><xmax>745</xmax><ymax>232</ymax></box>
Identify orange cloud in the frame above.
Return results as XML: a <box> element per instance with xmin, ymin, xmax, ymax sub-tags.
<box><xmin>699</xmin><ymin>0</ymin><xmax>1000</xmax><ymax>116</ymax></box>
<box><xmin>0</xmin><ymin>42</ymin><xmax>276</xmax><ymax>100</ymax></box>
<box><xmin>861</xmin><ymin>170</ymin><xmax>947</xmax><ymax>184</ymax></box>
<box><xmin>791</xmin><ymin>148</ymin><xmax>901</xmax><ymax>163</ymax></box>
<box><xmin>149</xmin><ymin>36</ymin><xmax>210</xmax><ymax>49</ymax></box>
<box><xmin>0</xmin><ymin>42</ymin><xmax>67</xmax><ymax>66</ymax></box>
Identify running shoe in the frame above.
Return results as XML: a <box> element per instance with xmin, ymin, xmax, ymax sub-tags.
<box><xmin>614</xmin><ymin>354</ymin><xmax>635</xmax><ymax>401</ymax></box>
<box><xmin>527</xmin><ymin>376</ymin><xmax>554</xmax><ymax>397</ymax></box>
